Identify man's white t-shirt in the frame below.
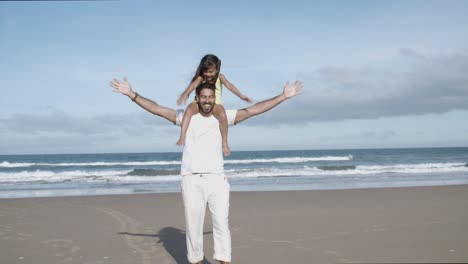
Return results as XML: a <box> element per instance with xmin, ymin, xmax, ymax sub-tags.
<box><xmin>177</xmin><ymin>110</ymin><xmax>237</xmax><ymax>176</ymax></box>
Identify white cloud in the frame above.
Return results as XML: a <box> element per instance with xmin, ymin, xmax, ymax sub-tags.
<box><xmin>244</xmin><ymin>50</ymin><xmax>468</xmax><ymax>126</ymax></box>
<box><xmin>0</xmin><ymin>110</ymin><xmax>180</xmax><ymax>154</ymax></box>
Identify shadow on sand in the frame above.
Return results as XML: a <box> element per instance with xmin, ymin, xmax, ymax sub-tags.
<box><xmin>119</xmin><ymin>227</ymin><xmax>213</xmax><ymax>264</ymax></box>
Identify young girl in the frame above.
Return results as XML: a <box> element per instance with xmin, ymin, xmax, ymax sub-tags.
<box><xmin>176</xmin><ymin>54</ymin><xmax>252</xmax><ymax>156</ymax></box>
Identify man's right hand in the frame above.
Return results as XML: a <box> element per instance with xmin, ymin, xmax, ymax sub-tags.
<box><xmin>110</xmin><ymin>77</ymin><xmax>133</xmax><ymax>97</ymax></box>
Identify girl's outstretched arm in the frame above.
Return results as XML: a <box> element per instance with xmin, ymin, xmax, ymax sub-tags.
<box><xmin>219</xmin><ymin>74</ymin><xmax>253</xmax><ymax>103</ymax></box>
<box><xmin>110</xmin><ymin>77</ymin><xmax>177</xmax><ymax>124</ymax></box>
<box><xmin>176</xmin><ymin>76</ymin><xmax>204</xmax><ymax>106</ymax></box>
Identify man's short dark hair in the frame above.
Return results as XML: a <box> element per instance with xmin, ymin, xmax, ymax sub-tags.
<box><xmin>195</xmin><ymin>82</ymin><xmax>216</xmax><ymax>96</ymax></box>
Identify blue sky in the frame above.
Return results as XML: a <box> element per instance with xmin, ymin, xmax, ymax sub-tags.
<box><xmin>1</xmin><ymin>0</ymin><xmax>468</xmax><ymax>154</ymax></box>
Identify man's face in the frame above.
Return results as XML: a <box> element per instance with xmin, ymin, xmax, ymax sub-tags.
<box><xmin>196</xmin><ymin>88</ymin><xmax>216</xmax><ymax>115</ymax></box>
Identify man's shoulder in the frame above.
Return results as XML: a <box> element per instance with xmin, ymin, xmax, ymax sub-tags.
<box><xmin>175</xmin><ymin>109</ymin><xmax>238</xmax><ymax>126</ymax></box>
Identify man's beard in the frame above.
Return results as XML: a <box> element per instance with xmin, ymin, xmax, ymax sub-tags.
<box><xmin>199</xmin><ymin>102</ymin><xmax>214</xmax><ymax>113</ymax></box>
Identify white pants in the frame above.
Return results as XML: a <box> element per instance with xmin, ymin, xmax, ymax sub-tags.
<box><xmin>181</xmin><ymin>173</ymin><xmax>231</xmax><ymax>263</ymax></box>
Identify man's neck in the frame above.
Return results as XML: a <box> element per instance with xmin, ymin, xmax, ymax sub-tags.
<box><xmin>198</xmin><ymin>109</ymin><xmax>214</xmax><ymax>118</ymax></box>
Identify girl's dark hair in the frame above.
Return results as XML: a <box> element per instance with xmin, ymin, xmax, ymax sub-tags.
<box><xmin>191</xmin><ymin>54</ymin><xmax>222</xmax><ymax>83</ymax></box>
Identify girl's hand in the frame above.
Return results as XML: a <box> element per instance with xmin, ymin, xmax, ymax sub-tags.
<box><xmin>110</xmin><ymin>77</ymin><xmax>133</xmax><ymax>96</ymax></box>
<box><xmin>241</xmin><ymin>95</ymin><xmax>253</xmax><ymax>104</ymax></box>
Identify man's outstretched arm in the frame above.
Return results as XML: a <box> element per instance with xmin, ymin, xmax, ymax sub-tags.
<box><xmin>110</xmin><ymin>77</ymin><xmax>177</xmax><ymax>124</ymax></box>
<box><xmin>234</xmin><ymin>81</ymin><xmax>303</xmax><ymax>125</ymax></box>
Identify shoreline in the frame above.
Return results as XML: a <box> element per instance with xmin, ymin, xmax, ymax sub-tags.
<box><xmin>1</xmin><ymin>185</ymin><xmax>467</xmax><ymax>263</ymax></box>
<box><xmin>2</xmin><ymin>145</ymin><xmax>468</xmax><ymax>156</ymax></box>
<box><xmin>2</xmin><ymin>181</ymin><xmax>468</xmax><ymax>200</ymax></box>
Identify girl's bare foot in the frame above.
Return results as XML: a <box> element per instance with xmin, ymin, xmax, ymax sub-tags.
<box><xmin>176</xmin><ymin>138</ymin><xmax>185</xmax><ymax>146</ymax></box>
<box><xmin>223</xmin><ymin>144</ymin><xmax>231</xmax><ymax>156</ymax></box>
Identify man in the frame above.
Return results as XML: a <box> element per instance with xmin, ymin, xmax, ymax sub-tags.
<box><xmin>110</xmin><ymin>77</ymin><xmax>303</xmax><ymax>264</ymax></box>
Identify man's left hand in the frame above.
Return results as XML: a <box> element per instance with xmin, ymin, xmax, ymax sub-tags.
<box><xmin>283</xmin><ymin>80</ymin><xmax>303</xmax><ymax>99</ymax></box>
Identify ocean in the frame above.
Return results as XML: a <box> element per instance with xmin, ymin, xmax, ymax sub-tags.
<box><xmin>1</xmin><ymin>147</ymin><xmax>468</xmax><ymax>199</ymax></box>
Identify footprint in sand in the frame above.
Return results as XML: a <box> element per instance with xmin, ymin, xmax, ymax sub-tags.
<box><xmin>42</xmin><ymin>239</ymin><xmax>81</xmax><ymax>263</ymax></box>
<box><xmin>16</xmin><ymin>232</ymin><xmax>33</xmax><ymax>240</ymax></box>
<box><xmin>69</xmin><ymin>203</ymin><xmax>171</xmax><ymax>264</ymax></box>
<box><xmin>0</xmin><ymin>225</ymin><xmax>14</xmax><ymax>240</ymax></box>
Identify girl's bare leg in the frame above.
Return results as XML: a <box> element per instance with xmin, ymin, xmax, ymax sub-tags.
<box><xmin>213</xmin><ymin>104</ymin><xmax>231</xmax><ymax>156</ymax></box>
<box><xmin>176</xmin><ymin>102</ymin><xmax>199</xmax><ymax>146</ymax></box>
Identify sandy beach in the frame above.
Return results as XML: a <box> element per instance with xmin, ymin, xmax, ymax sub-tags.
<box><xmin>1</xmin><ymin>185</ymin><xmax>467</xmax><ymax>264</ymax></box>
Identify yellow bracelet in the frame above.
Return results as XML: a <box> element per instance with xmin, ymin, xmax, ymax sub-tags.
<box><xmin>131</xmin><ymin>92</ymin><xmax>139</xmax><ymax>102</ymax></box>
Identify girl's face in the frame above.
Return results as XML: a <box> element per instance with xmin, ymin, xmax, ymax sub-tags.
<box><xmin>202</xmin><ymin>66</ymin><xmax>218</xmax><ymax>81</ymax></box>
